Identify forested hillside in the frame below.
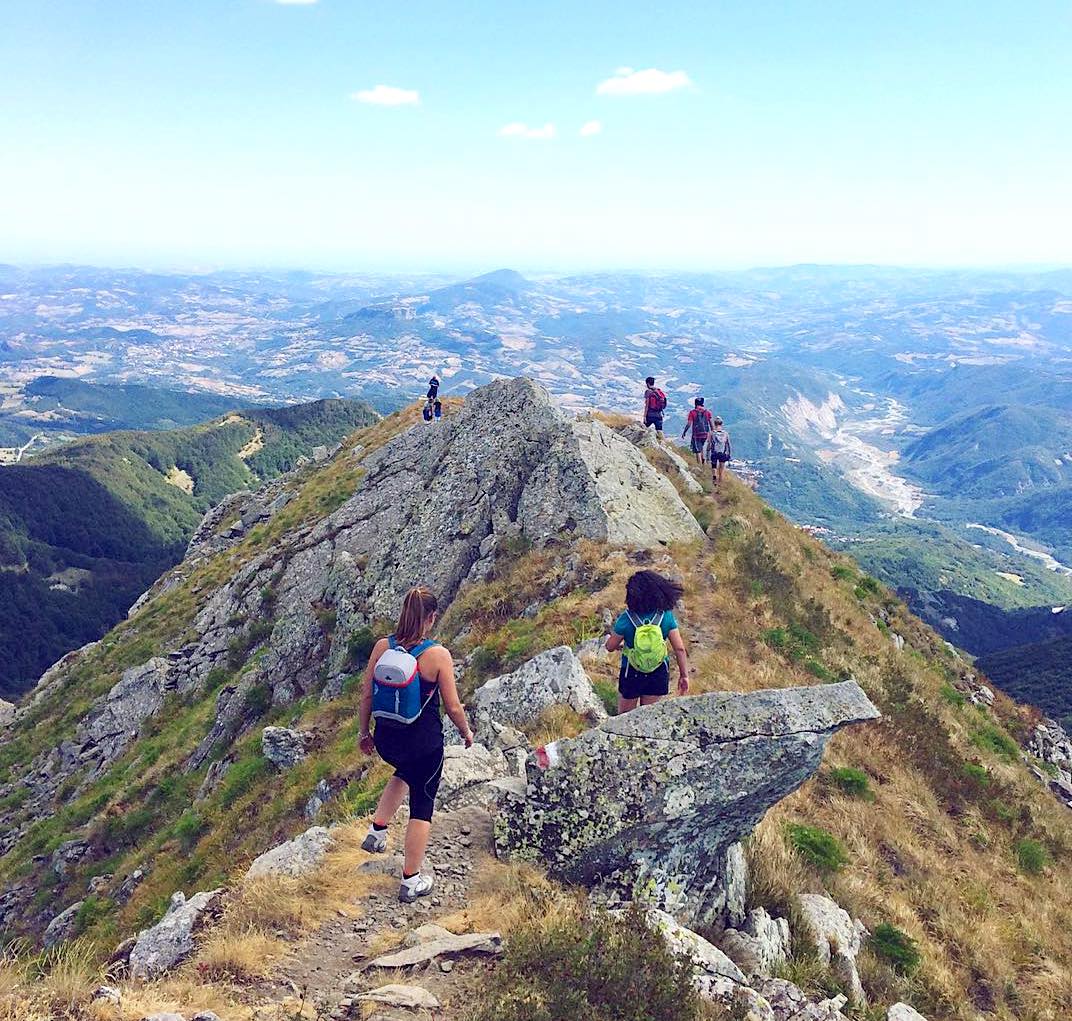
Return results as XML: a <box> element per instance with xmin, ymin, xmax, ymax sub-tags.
<box><xmin>0</xmin><ymin>398</ymin><xmax>378</xmax><ymax>698</ymax></box>
<box><xmin>978</xmin><ymin>635</ymin><xmax>1072</xmax><ymax>730</ymax></box>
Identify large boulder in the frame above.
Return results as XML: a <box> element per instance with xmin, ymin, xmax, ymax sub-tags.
<box><xmin>472</xmin><ymin>646</ymin><xmax>607</xmax><ymax>730</ymax></box>
<box><xmin>246</xmin><ymin>826</ymin><xmax>334</xmax><ymax>880</ymax></box>
<box><xmin>0</xmin><ymin>699</ymin><xmax>15</xmax><ymax>726</ymax></box>
<box><xmin>43</xmin><ymin>901</ymin><xmax>83</xmax><ymax>947</ymax></box>
<box><xmin>495</xmin><ymin>681</ymin><xmax>880</xmax><ymax>928</ymax></box>
<box><xmin>128</xmin><ymin>890</ymin><xmax>223</xmax><ymax>980</ymax></box>
<box><xmin>720</xmin><ymin>907</ymin><xmax>792</xmax><ymax>977</ymax></box>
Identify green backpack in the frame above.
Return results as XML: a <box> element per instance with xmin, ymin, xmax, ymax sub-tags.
<box><xmin>624</xmin><ymin>612</ymin><xmax>668</xmax><ymax>673</ymax></box>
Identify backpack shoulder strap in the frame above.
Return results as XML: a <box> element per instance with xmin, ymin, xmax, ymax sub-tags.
<box><xmin>409</xmin><ymin>639</ymin><xmax>437</xmax><ymax>657</ymax></box>
<box><xmin>387</xmin><ymin>635</ymin><xmax>398</xmax><ymax>651</ymax></box>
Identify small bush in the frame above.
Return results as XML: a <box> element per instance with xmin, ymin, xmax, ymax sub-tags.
<box><xmin>786</xmin><ymin>823</ymin><xmax>848</xmax><ymax>873</ymax></box>
<box><xmin>345</xmin><ymin>626</ymin><xmax>377</xmax><ymax>670</ymax></box>
<box><xmin>470</xmin><ymin>904</ymin><xmax>704</xmax><ymax>1021</ymax></box>
<box><xmin>173</xmin><ymin>810</ymin><xmax>205</xmax><ymax>851</ymax></box>
<box><xmin>870</xmin><ymin>923</ymin><xmax>921</xmax><ymax>974</ymax></box>
<box><xmin>1015</xmin><ymin>838</ymin><xmax>1049</xmax><ymax>876</ymax></box>
<box><xmin>830</xmin><ymin>564</ymin><xmax>855</xmax><ymax>582</ymax></box>
<box><xmin>762</xmin><ymin>506</ymin><xmax>777</xmax><ymax>520</ymax></box>
<box><xmin>962</xmin><ymin>763</ymin><xmax>990</xmax><ymax>787</ymax></box>
<box><xmin>829</xmin><ymin>766</ymin><xmax>872</xmax><ymax>799</ymax></box>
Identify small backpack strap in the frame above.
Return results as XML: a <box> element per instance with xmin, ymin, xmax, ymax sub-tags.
<box><xmin>409</xmin><ymin>639</ymin><xmax>437</xmax><ymax>657</ymax></box>
<box><xmin>387</xmin><ymin>635</ymin><xmax>398</xmax><ymax>651</ymax></box>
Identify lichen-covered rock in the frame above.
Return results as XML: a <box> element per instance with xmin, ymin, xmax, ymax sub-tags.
<box><xmin>437</xmin><ymin>744</ymin><xmax>514</xmax><ymax>810</ymax></box>
<box><xmin>245</xmin><ymin>826</ymin><xmax>333</xmax><ymax>879</ymax></box>
<box><xmin>472</xmin><ymin>647</ymin><xmax>607</xmax><ymax>730</ymax></box>
<box><xmin>721</xmin><ymin>908</ymin><xmax>791</xmax><ymax>977</ymax></box>
<box><xmin>51</xmin><ymin>837</ymin><xmax>90</xmax><ymax>878</ymax></box>
<box><xmin>642</xmin><ymin>908</ymin><xmax>746</xmax><ymax>983</ymax></box>
<box><xmin>0</xmin><ymin>699</ymin><xmax>14</xmax><ymax>726</ymax></box>
<box><xmin>495</xmin><ymin>681</ymin><xmax>880</xmax><ymax>928</ymax></box>
<box><xmin>796</xmin><ymin>893</ymin><xmax>868</xmax><ymax>1005</ymax></box>
<box><xmin>128</xmin><ymin>889</ymin><xmax>223</xmax><ymax>980</ymax></box>
<box><xmin>43</xmin><ymin>900</ymin><xmax>83</xmax><ymax>947</ymax></box>
<box><xmin>261</xmin><ymin>726</ymin><xmax>309</xmax><ymax>770</ymax></box>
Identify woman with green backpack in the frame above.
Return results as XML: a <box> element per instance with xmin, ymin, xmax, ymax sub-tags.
<box><xmin>605</xmin><ymin>570</ymin><xmax>691</xmax><ymax>713</ymax></box>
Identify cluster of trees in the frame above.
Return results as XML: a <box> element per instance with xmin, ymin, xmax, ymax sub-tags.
<box><xmin>979</xmin><ymin>635</ymin><xmax>1072</xmax><ymax>730</ymax></box>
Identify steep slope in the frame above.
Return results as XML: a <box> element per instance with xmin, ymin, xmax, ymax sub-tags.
<box><xmin>0</xmin><ymin>398</ymin><xmax>378</xmax><ymax>697</ymax></box>
<box><xmin>2</xmin><ymin>379</ymin><xmax>1072</xmax><ymax>1021</ymax></box>
<box><xmin>977</xmin><ymin>635</ymin><xmax>1072</xmax><ymax>729</ymax></box>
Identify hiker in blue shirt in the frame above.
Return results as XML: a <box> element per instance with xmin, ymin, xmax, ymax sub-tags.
<box><xmin>605</xmin><ymin>570</ymin><xmax>691</xmax><ymax>714</ymax></box>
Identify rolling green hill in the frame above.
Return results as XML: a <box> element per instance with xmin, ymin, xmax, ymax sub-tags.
<box><xmin>0</xmin><ymin>398</ymin><xmax>378</xmax><ymax>698</ymax></box>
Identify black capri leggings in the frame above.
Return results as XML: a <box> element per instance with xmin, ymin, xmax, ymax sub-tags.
<box><xmin>378</xmin><ymin>745</ymin><xmax>444</xmax><ymax>822</ymax></box>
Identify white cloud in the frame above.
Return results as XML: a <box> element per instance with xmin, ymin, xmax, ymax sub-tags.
<box><xmin>351</xmin><ymin>85</ymin><xmax>420</xmax><ymax>106</ymax></box>
<box><xmin>596</xmin><ymin>67</ymin><xmax>692</xmax><ymax>96</ymax></box>
<box><xmin>498</xmin><ymin>122</ymin><xmax>556</xmax><ymax>140</ymax></box>
<box><xmin>579</xmin><ymin>120</ymin><xmax>603</xmax><ymax>137</ymax></box>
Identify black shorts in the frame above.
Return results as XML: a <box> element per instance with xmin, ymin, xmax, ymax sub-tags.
<box><xmin>712</xmin><ymin>453</ymin><xmax>730</xmax><ymax>464</ymax></box>
<box><xmin>374</xmin><ymin>735</ymin><xmax>444</xmax><ymax>822</ymax></box>
<box><xmin>645</xmin><ymin>413</ymin><xmax>664</xmax><ymax>432</ymax></box>
<box><xmin>619</xmin><ymin>659</ymin><xmax>671</xmax><ymax>700</ymax></box>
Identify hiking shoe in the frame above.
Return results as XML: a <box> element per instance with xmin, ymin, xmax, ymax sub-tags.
<box><xmin>399</xmin><ymin>872</ymin><xmax>434</xmax><ymax>903</ymax></box>
<box><xmin>361</xmin><ymin>828</ymin><xmax>388</xmax><ymax>853</ymax></box>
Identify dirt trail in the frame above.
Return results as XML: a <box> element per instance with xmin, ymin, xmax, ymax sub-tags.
<box><xmin>260</xmin><ymin>806</ymin><xmax>495</xmax><ymax>1019</ymax></box>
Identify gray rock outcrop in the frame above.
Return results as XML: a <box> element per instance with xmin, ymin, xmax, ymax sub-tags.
<box><xmin>0</xmin><ymin>699</ymin><xmax>14</xmax><ymax>726</ymax></box>
<box><xmin>128</xmin><ymin>889</ymin><xmax>223</xmax><ymax>980</ymax></box>
<box><xmin>495</xmin><ymin>681</ymin><xmax>880</xmax><ymax>928</ymax></box>
<box><xmin>796</xmin><ymin>893</ymin><xmax>868</xmax><ymax>1005</ymax></box>
<box><xmin>51</xmin><ymin>838</ymin><xmax>90</xmax><ymax>878</ymax></box>
<box><xmin>261</xmin><ymin>726</ymin><xmax>309</xmax><ymax>769</ymax></box>
<box><xmin>471</xmin><ymin>646</ymin><xmax>607</xmax><ymax>730</ymax></box>
<box><xmin>888</xmin><ymin>1005</ymin><xmax>929</xmax><ymax>1021</ymax></box>
<box><xmin>245</xmin><ymin>826</ymin><xmax>334</xmax><ymax>879</ymax></box>
<box><xmin>721</xmin><ymin>907</ymin><xmax>792</xmax><ymax>977</ymax></box>
<box><xmin>43</xmin><ymin>901</ymin><xmax>83</xmax><ymax>947</ymax></box>
<box><xmin>367</xmin><ymin>930</ymin><xmax>503</xmax><ymax>968</ymax></box>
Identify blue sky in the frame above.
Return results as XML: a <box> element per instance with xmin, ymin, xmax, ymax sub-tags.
<box><xmin>1</xmin><ymin>0</ymin><xmax>1069</xmax><ymax>271</ymax></box>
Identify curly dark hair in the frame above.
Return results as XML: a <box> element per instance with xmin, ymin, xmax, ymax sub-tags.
<box><xmin>625</xmin><ymin>570</ymin><xmax>684</xmax><ymax>616</ymax></box>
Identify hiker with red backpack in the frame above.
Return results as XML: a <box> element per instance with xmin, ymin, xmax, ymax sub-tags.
<box><xmin>359</xmin><ymin>587</ymin><xmax>474</xmax><ymax>903</ymax></box>
<box><xmin>643</xmin><ymin>376</ymin><xmax>668</xmax><ymax>438</ymax></box>
<box><xmin>605</xmin><ymin>570</ymin><xmax>691</xmax><ymax>714</ymax></box>
<box><xmin>682</xmin><ymin>397</ymin><xmax>714</xmax><ymax>464</ymax></box>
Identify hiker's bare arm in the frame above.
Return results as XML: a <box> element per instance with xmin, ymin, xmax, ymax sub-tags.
<box><xmin>668</xmin><ymin>629</ymin><xmax>690</xmax><ymax>694</ymax></box>
<box><xmin>432</xmin><ymin>649</ymin><xmax>474</xmax><ymax>747</ymax></box>
<box><xmin>606</xmin><ymin>632</ymin><xmax>625</xmax><ymax>652</ymax></box>
<box><xmin>359</xmin><ymin>638</ymin><xmax>391</xmax><ymax>752</ymax></box>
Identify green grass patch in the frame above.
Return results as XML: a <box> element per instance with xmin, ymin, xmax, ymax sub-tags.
<box><xmin>593</xmin><ymin>680</ymin><xmax>619</xmax><ymax>716</ymax></box>
<box><xmin>828</xmin><ymin>766</ymin><xmax>873</xmax><ymax>799</ymax></box>
<box><xmin>971</xmin><ymin>722</ymin><xmax>1019</xmax><ymax>762</ymax></box>
<box><xmin>939</xmin><ymin>683</ymin><xmax>967</xmax><ymax>708</ymax></box>
<box><xmin>786</xmin><ymin>823</ymin><xmax>848</xmax><ymax>873</ymax></box>
<box><xmin>1015</xmin><ymin>838</ymin><xmax>1049</xmax><ymax>876</ymax></box>
<box><xmin>870</xmin><ymin>922</ymin><xmax>921</xmax><ymax>975</ymax></box>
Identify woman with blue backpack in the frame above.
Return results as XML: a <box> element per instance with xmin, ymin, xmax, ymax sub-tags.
<box><xmin>605</xmin><ymin>570</ymin><xmax>691</xmax><ymax>713</ymax></box>
<box><xmin>358</xmin><ymin>586</ymin><xmax>474</xmax><ymax>903</ymax></box>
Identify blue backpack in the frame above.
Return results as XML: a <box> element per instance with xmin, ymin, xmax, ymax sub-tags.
<box><xmin>372</xmin><ymin>636</ymin><xmax>437</xmax><ymax>724</ymax></box>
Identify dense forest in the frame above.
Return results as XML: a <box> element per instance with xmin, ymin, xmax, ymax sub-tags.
<box><xmin>0</xmin><ymin>398</ymin><xmax>377</xmax><ymax>699</ymax></box>
<box><xmin>978</xmin><ymin>634</ymin><xmax>1072</xmax><ymax>730</ymax></box>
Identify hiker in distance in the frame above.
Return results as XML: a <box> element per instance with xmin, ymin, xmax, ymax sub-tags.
<box><xmin>359</xmin><ymin>586</ymin><xmax>474</xmax><ymax>903</ymax></box>
<box><xmin>682</xmin><ymin>396</ymin><xmax>714</xmax><ymax>465</ymax></box>
<box><xmin>605</xmin><ymin>570</ymin><xmax>690</xmax><ymax>714</ymax></box>
<box><xmin>427</xmin><ymin>374</ymin><xmax>440</xmax><ymax>401</ymax></box>
<box><xmin>707</xmin><ymin>416</ymin><xmax>732</xmax><ymax>489</ymax></box>
<box><xmin>643</xmin><ymin>376</ymin><xmax>668</xmax><ymax>439</ymax></box>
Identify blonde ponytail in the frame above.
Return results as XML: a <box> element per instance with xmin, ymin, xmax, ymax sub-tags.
<box><xmin>395</xmin><ymin>586</ymin><xmax>438</xmax><ymax>649</ymax></box>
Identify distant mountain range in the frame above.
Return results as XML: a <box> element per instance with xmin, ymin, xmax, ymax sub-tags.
<box><xmin>0</xmin><ymin>396</ymin><xmax>379</xmax><ymax>698</ymax></box>
<box><xmin>1</xmin><ymin>261</ymin><xmax>1069</xmax><ymax>698</ymax></box>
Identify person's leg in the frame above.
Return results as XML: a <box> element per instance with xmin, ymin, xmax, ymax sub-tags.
<box><xmin>718</xmin><ymin>460</ymin><xmax>726</xmax><ymax>486</ymax></box>
<box><xmin>403</xmin><ymin>819</ymin><xmax>432</xmax><ymax>876</ymax></box>
<box><xmin>639</xmin><ymin>694</ymin><xmax>663</xmax><ymax>706</ymax></box>
<box><xmin>372</xmin><ymin>775</ymin><xmax>408</xmax><ymax>827</ymax></box>
<box><xmin>618</xmin><ymin>695</ymin><xmax>640</xmax><ymax>713</ymax></box>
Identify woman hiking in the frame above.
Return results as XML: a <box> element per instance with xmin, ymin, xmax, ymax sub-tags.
<box><xmin>359</xmin><ymin>587</ymin><xmax>474</xmax><ymax>903</ymax></box>
<box><xmin>605</xmin><ymin>570</ymin><xmax>690</xmax><ymax>714</ymax></box>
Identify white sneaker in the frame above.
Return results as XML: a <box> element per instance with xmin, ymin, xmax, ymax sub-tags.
<box><xmin>399</xmin><ymin>872</ymin><xmax>434</xmax><ymax>903</ymax></box>
<box><xmin>361</xmin><ymin>827</ymin><xmax>388</xmax><ymax>853</ymax></box>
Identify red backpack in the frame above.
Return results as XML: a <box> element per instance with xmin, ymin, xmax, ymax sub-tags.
<box><xmin>647</xmin><ymin>388</ymin><xmax>668</xmax><ymax>413</ymax></box>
